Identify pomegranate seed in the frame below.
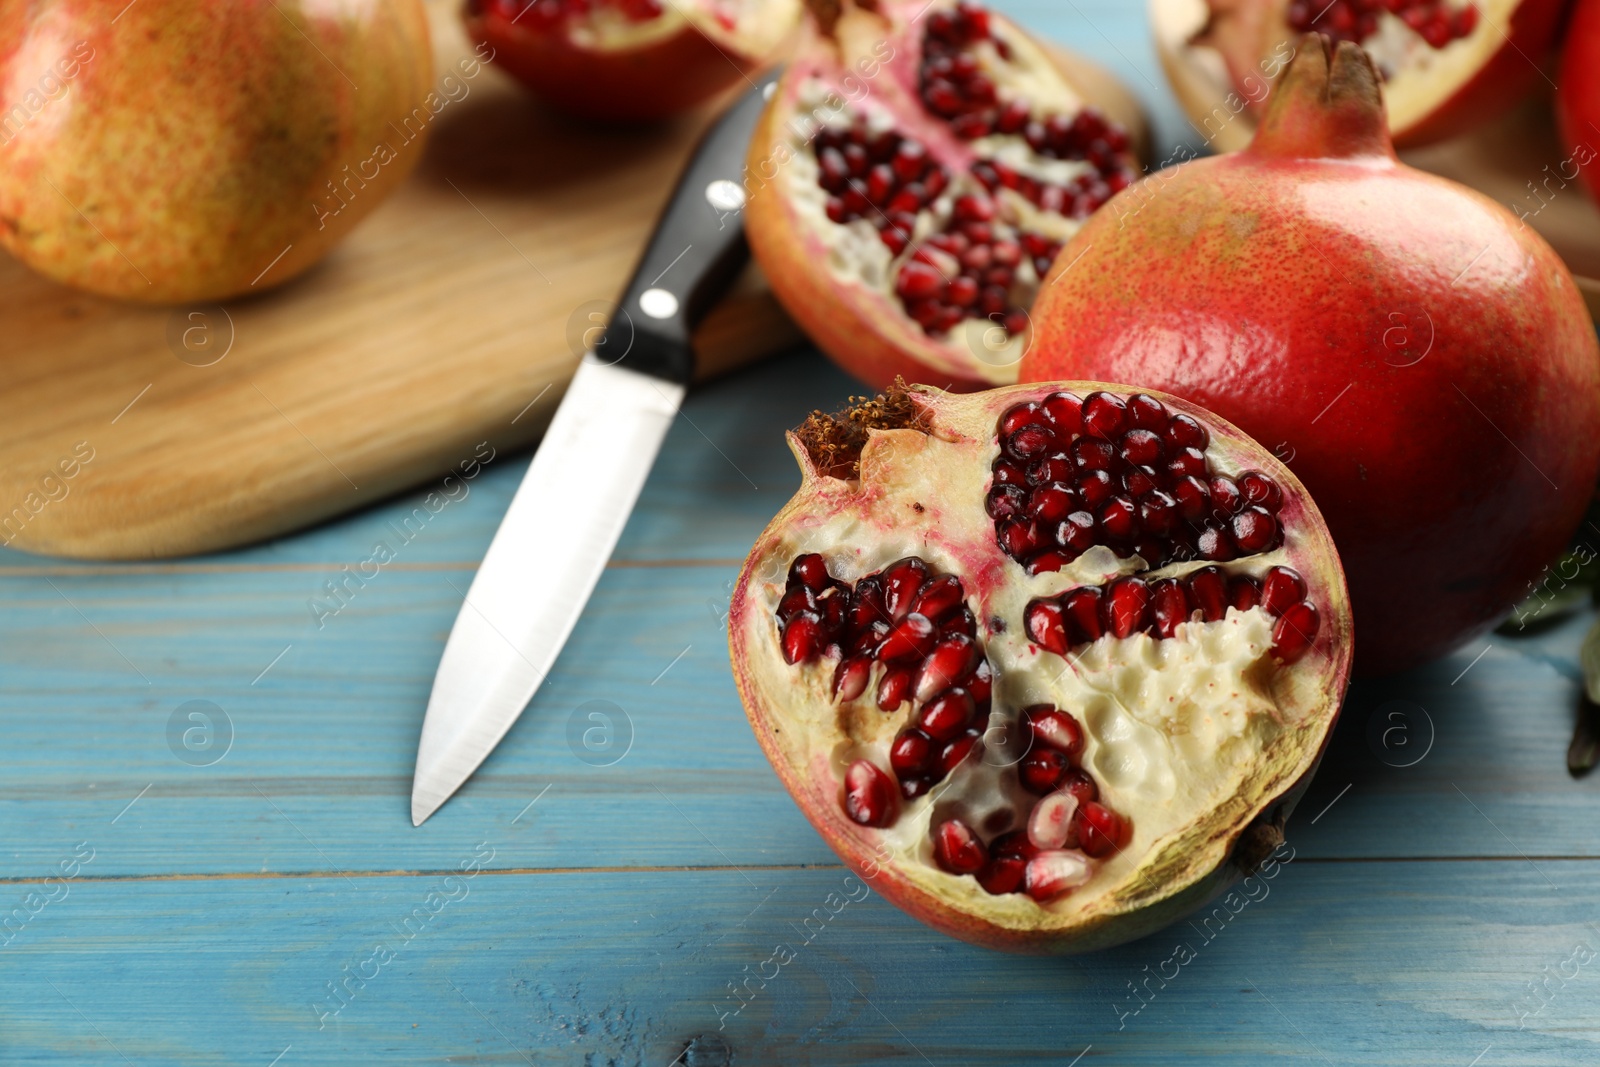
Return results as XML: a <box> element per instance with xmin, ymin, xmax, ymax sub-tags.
<box><xmin>966</xmin><ymin>658</ymin><xmax>994</xmax><ymax>702</ymax></box>
<box><xmin>1026</xmin><ymin>705</ymin><xmax>1084</xmax><ymax>756</ymax></box>
<box><xmin>1040</xmin><ymin>391</ymin><xmax>1082</xmax><ymax>434</ymax></box>
<box><xmin>1150</xmin><ymin>578</ymin><xmax>1191</xmax><ymax>638</ymax></box>
<box><xmin>1119</xmin><ymin>428</ymin><xmax>1165</xmax><ymax>466</ymax></box>
<box><xmin>1025</xmin><ymin>849</ymin><xmax>1092</xmax><ymax>901</ymax></box>
<box><xmin>1081</xmin><ymin>391</ymin><xmax>1129</xmax><ymax>440</ymax></box>
<box><xmin>1005</xmin><ymin>423</ymin><xmax>1057</xmax><ymax>460</ymax></box>
<box><xmin>1027</xmin><ymin>454</ymin><xmax>1074</xmax><ymax>487</ymax></box>
<box><xmin>1026</xmin><ymin>550</ymin><xmax>1071</xmax><ymax>575</ymax></box>
<box><xmin>877</xmin><ymin>666</ymin><xmax>913</xmax><ymax>711</ymax></box>
<box><xmin>918</xmin><ymin>688</ymin><xmax>975</xmax><ymax>741</ymax></box>
<box><xmin>1028</xmin><ymin>789</ymin><xmax>1081</xmax><ymax>850</ymax></box>
<box><xmin>1228</xmin><ymin>575</ymin><xmax>1261</xmax><ymax>612</ymax></box>
<box><xmin>1209</xmin><ymin>475</ymin><xmax>1243</xmax><ymax>517</ymax></box>
<box><xmin>895</xmin><ymin>262</ymin><xmax>943</xmax><ymax>300</ymax></box>
<box><xmin>878</xmin><ymin>612</ymin><xmax>938</xmax><ymax>662</ymax></box>
<box><xmin>1076</xmin><ymin>471</ymin><xmax>1115</xmax><ymax>509</ymax></box>
<box><xmin>912</xmin><ymin>575</ymin><xmax>965</xmax><ymax>623</ymax></box>
<box><xmin>934</xmin><ymin>819</ymin><xmax>988</xmax><ymax>874</ymax></box>
<box><xmin>1261</xmin><ymin>566</ymin><xmax>1307</xmax><ymax>617</ymax></box>
<box><xmin>1062</xmin><ymin>586</ymin><xmax>1104</xmax><ymax>643</ymax></box>
<box><xmin>1003</xmin><ymin>309</ymin><xmax>1029</xmax><ymax>339</ymax></box>
<box><xmin>844</xmin><ymin>760</ymin><xmax>899</xmax><ymax>827</ymax></box>
<box><xmin>851</xmin><ymin>620</ymin><xmax>889</xmax><ymax>656</ymax></box>
<box><xmin>1072</xmin><ymin>437</ymin><xmax>1116</xmax><ymax>472</ymax></box>
<box><xmin>1055</xmin><ymin>510</ymin><xmax>1096</xmax><ymax>554</ymax></box>
<box><xmin>977</xmin><ymin>855</ymin><xmax>1027</xmax><ymax>895</ymax></box>
<box><xmin>1237</xmin><ymin>470</ymin><xmax>1282</xmax><ymax>511</ymax></box>
<box><xmin>942</xmin><ymin>606</ymin><xmax>978</xmax><ymax>638</ymax></box>
<box><xmin>998</xmin><ymin>402</ymin><xmax>1043</xmax><ymax>436</ymax></box>
<box><xmin>1099</xmin><ymin>496</ymin><xmax>1139</xmax><ymax>541</ymax></box>
<box><xmin>882</xmin><ymin>558</ymin><xmax>929</xmax><ymax>619</ymax></box>
<box><xmin>952</xmin><ymin>194</ymin><xmax>994</xmax><ymax>222</ymax></box>
<box><xmin>1102</xmin><ymin>577</ymin><xmax>1152</xmax><ymax>639</ymax></box>
<box><xmin>1059</xmin><ymin>769</ymin><xmax>1098</xmax><ymax>805</ymax></box>
<box><xmin>777</xmin><ymin>585</ymin><xmax>815</xmax><ymax>620</ymax></box>
<box><xmin>1028</xmin><ymin>483</ymin><xmax>1076</xmax><ymax>524</ymax></box>
<box><xmin>782</xmin><ymin>611</ymin><xmax>826</xmax><ymax>664</ymax></box>
<box><xmin>947</xmin><ymin>276</ymin><xmax>978</xmax><ymax>307</ymax></box>
<box><xmin>991</xmin><ymin>830</ymin><xmax>1040</xmax><ymax>861</ymax></box>
<box><xmin>1167</xmin><ymin>446</ymin><xmax>1208</xmax><ymax>479</ymax></box>
<box><xmin>1171</xmin><ymin>475</ymin><xmax>1211</xmax><ymax>521</ymax></box>
<box><xmin>1139</xmin><ymin>490</ymin><xmax>1178</xmax><ymax>535</ymax></box>
<box><xmin>999</xmin><ymin>520</ymin><xmax>1044</xmax><ymax>558</ymax></box>
<box><xmin>1231</xmin><ymin>507</ymin><xmax>1278</xmax><ymax>553</ymax></box>
<box><xmin>892</xmin><ymin>140</ymin><xmax>927</xmax><ymax>181</ymax></box>
<box><xmin>833</xmin><ymin>655</ymin><xmax>872</xmax><ymax>701</ymax></box>
<box><xmin>848</xmin><ymin>578</ymin><xmax>887</xmax><ymax>629</ymax></box>
<box><xmin>1196</xmin><ymin>525</ymin><xmax>1237</xmax><ymax>561</ymax></box>
<box><xmin>1020</xmin><ymin>748</ymin><xmax>1071</xmax><ymax>795</ymax></box>
<box><xmin>900</xmin><ymin>776</ymin><xmax>931</xmax><ymax>799</ymax></box>
<box><xmin>1122</xmin><ymin>465</ymin><xmax>1159</xmax><ymax>498</ymax></box>
<box><xmin>992</xmin><ymin>460</ymin><xmax>1028</xmax><ymax>486</ymax></box>
<box><xmin>1188</xmin><ymin>566</ymin><xmax>1228</xmax><ymax>621</ymax></box>
<box><xmin>1077</xmin><ymin>802</ymin><xmax>1127</xmax><ymax>858</ymax></box>
<box><xmin>789</xmin><ymin>553</ymin><xmax>829</xmax><ymax>590</ymax></box>
<box><xmin>916</xmin><ymin>633</ymin><xmax>979</xmax><ymax>700</ymax></box>
<box><xmin>890</xmin><ymin>729</ymin><xmax>933</xmax><ymax>777</ymax></box>
<box><xmin>938</xmin><ymin>730</ymin><xmax>981</xmax><ymax>774</ymax></box>
<box><xmin>1126</xmin><ymin>393</ymin><xmax>1168</xmax><ymax>430</ymax></box>
<box><xmin>1025</xmin><ymin>599</ymin><xmax>1067</xmax><ymax>653</ymax></box>
<box><xmin>986</xmin><ymin>483</ymin><xmax>1027</xmax><ymax>522</ymax></box>
<box><xmin>1272</xmin><ymin>602</ymin><xmax>1321</xmax><ymax>663</ymax></box>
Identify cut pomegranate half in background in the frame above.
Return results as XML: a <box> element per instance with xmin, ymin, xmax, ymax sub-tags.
<box><xmin>463</xmin><ymin>0</ymin><xmax>799</xmax><ymax>121</ymax></box>
<box><xmin>729</xmin><ymin>382</ymin><xmax>1351</xmax><ymax>953</ymax></box>
<box><xmin>1151</xmin><ymin>0</ymin><xmax>1567</xmax><ymax>149</ymax></box>
<box><xmin>744</xmin><ymin>0</ymin><xmax>1148</xmax><ymax>392</ymax></box>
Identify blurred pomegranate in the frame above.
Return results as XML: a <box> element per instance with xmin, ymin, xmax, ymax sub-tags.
<box><xmin>0</xmin><ymin>0</ymin><xmax>433</xmax><ymax>303</ymax></box>
<box><xmin>1557</xmin><ymin>0</ymin><xmax>1600</xmax><ymax>203</ymax></box>
<box><xmin>463</xmin><ymin>0</ymin><xmax>798</xmax><ymax>122</ymax></box>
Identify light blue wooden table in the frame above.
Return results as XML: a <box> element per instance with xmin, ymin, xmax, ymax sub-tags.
<box><xmin>5</xmin><ymin>3</ymin><xmax>1599</xmax><ymax>1064</ymax></box>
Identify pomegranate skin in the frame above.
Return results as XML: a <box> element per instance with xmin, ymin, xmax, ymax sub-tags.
<box><xmin>0</xmin><ymin>0</ymin><xmax>433</xmax><ymax>303</ymax></box>
<box><xmin>463</xmin><ymin>0</ymin><xmax>790</xmax><ymax>122</ymax></box>
<box><xmin>1557</xmin><ymin>0</ymin><xmax>1600</xmax><ymax>204</ymax></box>
<box><xmin>1024</xmin><ymin>38</ymin><xmax>1600</xmax><ymax>676</ymax></box>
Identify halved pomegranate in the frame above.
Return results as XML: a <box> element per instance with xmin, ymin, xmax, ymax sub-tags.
<box><xmin>1024</xmin><ymin>37</ymin><xmax>1600</xmax><ymax>676</ymax></box>
<box><xmin>728</xmin><ymin>382</ymin><xmax>1351</xmax><ymax>953</ymax></box>
<box><xmin>463</xmin><ymin>0</ymin><xmax>798</xmax><ymax>121</ymax></box>
<box><xmin>744</xmin><ymin>0</ymin><xmax>1146</xmax><ymax>391</ymax></box>
<box><xmin>1153</xmin><ymin>0</ymin><xmax>1568</xmax><ymax>148</ymax></box>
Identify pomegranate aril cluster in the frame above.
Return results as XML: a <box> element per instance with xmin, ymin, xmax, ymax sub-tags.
<box><xmin>813</xmin><ymin>117</ymin><xmax>951</xmax><ymax>257</ymax></box>
<box><xmin>483</xmin><ymin>0</ymin><xmax>664</xmax><ymax>28</ymax></box>
<box><xmin>933</xmin><ymin>704</ymin><xmax>1129</xmax><ymax>902</ymax></box>
<box><xmin>776</xmin><ymin>554</ymin><xmax>993</xmax><ymax>800</ymax></box>
<box><xmin>1024</xmin><ymin>564</ymin><xmax>1321</xmax><ymax>664</ymax></box>
<box><xmin>987</xmin><ymin>391</ymin><xmax>1286</xmax><ymax>574</ymax></box>
<box><xmin>919</xmin><ymin>2</ymin><xmax>1137</xmax><ymax>203</ymax></box>
<box><xmin>894</xmin><ymin>205</ymin><xmax>1056</xmax><ymax>338</ymax></box>
<box><xmin>1288</xmin><ymin>0</ymin><xmax>1479</xmax><ymax>49</ymax></box>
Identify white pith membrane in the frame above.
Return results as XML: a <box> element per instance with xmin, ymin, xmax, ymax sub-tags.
<box><xmin>1163</xmin><ymin>0</ymin><xmax>1520</xmax><ymax>138</ymax></box>
<box><xmin>768</xmin><ymin>1</ymin><xmax>1139</xmax><ymax>384</ymax></box>
<box><xmin>731</xmin><ymin>384</ymin><xmax>1350</xmax><ymax>943</ymax></box>
<box><xmin>527</xmin><ymin>0</ymin><xmax>795</xmax><ymax>55</ymax></box>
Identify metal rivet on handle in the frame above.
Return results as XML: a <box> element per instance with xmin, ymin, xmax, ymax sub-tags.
<box><xmin>705</xmin><ymin>179</ymin><xmax>746</xmax><ymax>213</ymax></box>
<box><xmin>639</xmin><ymin>288</ymin><xmax>679</xmax><ymax>320</ymax></box>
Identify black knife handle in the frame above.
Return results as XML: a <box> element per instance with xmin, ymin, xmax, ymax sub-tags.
<box><xmin>599</xmin><ymin>75</ymin><xmax>778</xmax><ymax>386</ymax></box>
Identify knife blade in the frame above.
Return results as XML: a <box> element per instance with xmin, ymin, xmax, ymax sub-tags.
<box><xmin>411</xmin><ymin>75</ymin><xmax>778</xmax><ymax>826</ymax></box>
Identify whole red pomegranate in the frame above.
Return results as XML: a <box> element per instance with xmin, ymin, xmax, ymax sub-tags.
<box><xmin>1024</xmin><ymin>37</ymin><xmax>1600</xmax><ymax>676</ymax></box>
<box><xmin>463</xmin><ymin>0</ymin><xmax>797</xmax><ymax>122</ymax></box>
<box><xmin>729</xmin><ymin>382</ymin><xmax>1351</xmax><ymax>952</ymax></box>
<box><xmin>1557</xmin><ymin>0</ymin><xmax>1600</xmax><ymax>203</ymax></box>
<box><xmin>744</xmin><ymin>0</ymin><xmax>1145</xmax><ymax>392</ymax></box>
<box><xmin>1176</xmin><ymin>0</ymin><xmax>1567</xmax><ymax>147</ymax></box>
<box><xmin>0</xmin><ymin>0</ymin><xmax>433</xmax><ymax>304</ymax></box>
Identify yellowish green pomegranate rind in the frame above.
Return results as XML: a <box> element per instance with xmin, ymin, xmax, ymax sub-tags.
<box><xmin>728</xmin><ymin>382</ymin><xmax>1352</xmax><ymax>953</ymax></box>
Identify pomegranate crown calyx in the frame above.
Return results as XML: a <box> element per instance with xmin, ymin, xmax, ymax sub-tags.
<box><xmin>794</xmin><ymin>379</ymin><xmax>929</xmax><ymax>479</ymax></box>
<box><xmin>1250</xmin><ymin>35</ymin><xmax>1395</xmax><ymax>163</ymax></box>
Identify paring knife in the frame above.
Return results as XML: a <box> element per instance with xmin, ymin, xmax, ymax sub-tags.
<box><xmin>410</xmin><ymin>76</ymin><xmax>778</xmax><ymax>826</ymax></box>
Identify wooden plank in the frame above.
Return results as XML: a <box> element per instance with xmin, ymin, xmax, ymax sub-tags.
<box><xmin>1</xmin><ymin>863</ymin><xmax>1596</xmax><ymax>1064</ymax></box>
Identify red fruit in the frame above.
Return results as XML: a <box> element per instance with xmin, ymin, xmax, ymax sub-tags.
<box><xmin>462</xmin><ymin>0</ymin><xmax>796</xmax><ymax>122</ymax></box>
<box><xmin>744</xmin><ymin>0</ymin><xmax>1146</xmax><ymax>390</ymax></box>
<box><xmin>1025</xmin><ymin>40</ymin><xmax>1600</xmax><ymax>675</ymax></box>
<box><xmin>730</xmin><ymin>382</ymin><xmax>1351</xmax><ymax>952</ymax></box>
<box><xmin>1172</xmin><ymin>0</ymin><xmax>1567</xmax><ymax>148</ymax></box>
<box><xmin>1559</xmin><ymin>0</ymin><xmax>1600</xmax><ymax>206</ymax></box>
<box><xmin>0</xmin><ymin>0</ymin><xmax>434</xmax><ymax>302</ymax></box>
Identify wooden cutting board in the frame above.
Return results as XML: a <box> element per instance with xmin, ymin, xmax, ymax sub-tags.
<box><xmin>0</xmin><ymin>1</ymin><xmax>1146</xmax><ymax>561</ymax></box>
<box><xmin>1150</xmin><ymin>0</ymin><xmax>1600</xmax><ymax>318</ymax></box>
